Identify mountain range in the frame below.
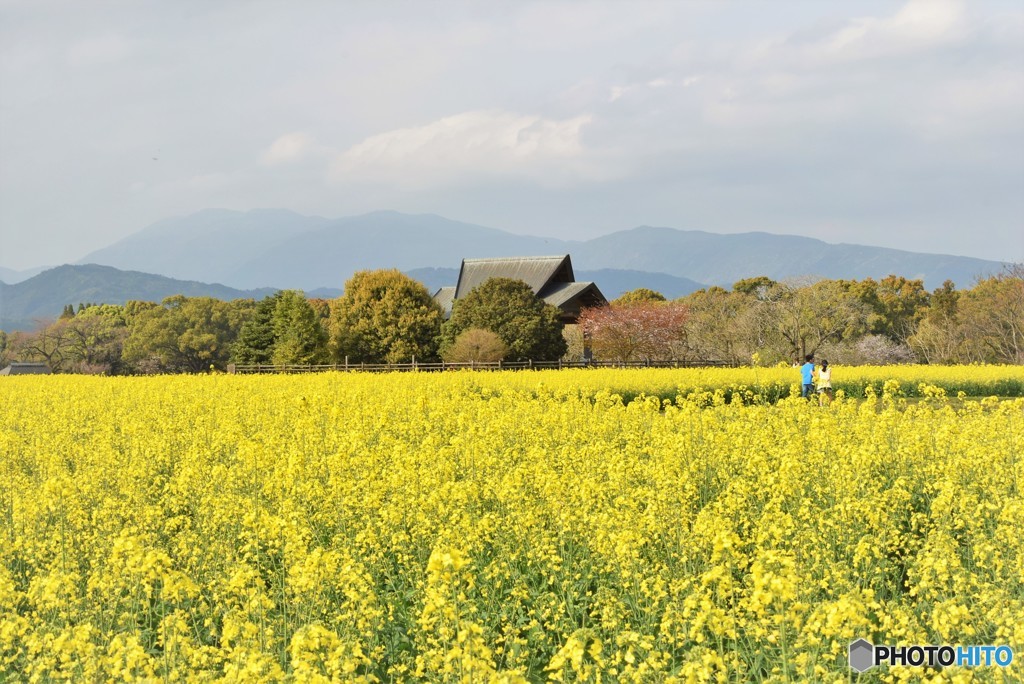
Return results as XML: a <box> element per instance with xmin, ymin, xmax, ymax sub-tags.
<box><xmin>1</xmin><ymin>208</ymin><xmax>1008</xmax><ymax>331</ymax></box>
<box><xmin>75</xmin><ymin>209</ymin><xmax>1003</xmax><ymax>292</ymax></box>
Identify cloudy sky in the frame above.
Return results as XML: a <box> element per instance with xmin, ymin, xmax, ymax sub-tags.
<box><xmin>1</xmin><ymin>0</ymin><xmax>1022</xmax><ymax>270</ymax></box>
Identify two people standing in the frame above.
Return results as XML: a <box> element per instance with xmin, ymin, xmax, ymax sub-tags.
<box><xmin>799</xmin><ymin>354</ymin><xmax>834</xmax><ymax>402</ymax></box>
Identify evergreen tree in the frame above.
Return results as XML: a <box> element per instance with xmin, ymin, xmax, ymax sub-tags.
<box><xmin>232</xmin><ymin>293</ymin><xmax>279</xmax><ymax>365</ymax></box>
<box><xmin>271</xmin><ymin>290</ymin><xmax>328</xmax><ymax>365</ymax></box>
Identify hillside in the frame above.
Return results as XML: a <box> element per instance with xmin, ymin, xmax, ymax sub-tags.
<box><xmin>75</xmin><ymin>209</ymin><xmax>1006</xmax><ymax>291</ymax></box>
<box><xmin>0</xmin><ymin>265</ymin><xmax>274</xmax><ymax>331</ymax></box>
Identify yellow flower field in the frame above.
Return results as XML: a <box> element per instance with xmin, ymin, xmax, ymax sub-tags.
<box><xmin>1</xmin><ymin>368</ymin><xmax>1022</xmax><ymax>682</ymax></box>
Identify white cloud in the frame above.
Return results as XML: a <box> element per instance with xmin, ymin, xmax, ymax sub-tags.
<box><xmin>1</xmin><ymin>0</ymin><xmax>1021</xmax><ymax>268</ymax></box>
<box><xmin>803</xmin><ymin>0</ymin><xmax>967</xmax><ymax>62</ymax></box>
<box><xmin>330</xmin><ymin>110</ymin><xmax>596</xmax><ymax>187</ymax></box>
<box><xmin>261</xmin><ymin>132</ymin><xmax>318</xmax><ymax>166</ymax></box>
<box><xmin>687</xmin><ymin>0</ymin><xmax>1011</xmax><ymax>133</ymax></box>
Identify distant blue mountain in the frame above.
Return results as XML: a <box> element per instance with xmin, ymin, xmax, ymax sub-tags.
<box><xmin>571</xmin><ymin>226</ymin><xmax>1003</xmax><ymax>291</ymax></box>
<box><xmin>77</xmin><ymin>208</ymin><xmax>325</xmax><ymax>286</ymax></box>
<box><xmin>4</xmin><ymin>208</ymin><xmax>1009</xmax><ymax>331</ymax></box>
<box><xmin>75</xmin><ymin>209</ymin><xmax>1005</xmax><ymax>292</ymax></box>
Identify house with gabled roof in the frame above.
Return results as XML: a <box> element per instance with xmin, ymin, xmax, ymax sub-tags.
<box><xmin>433</xmin><ymin>254</ymin><xmax>607</xmax><ymax>324</ymax></box>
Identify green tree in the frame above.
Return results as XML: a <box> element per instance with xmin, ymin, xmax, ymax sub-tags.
<box><xmin>123</xmin><ymin>300</ymin><xmax>159</xmax><ymax>322</ymax></box>
<box><xmin>612</xmin><ymin>288</ymin><xmax>666</xmax><ymax>306</ymax></box>
<box><xmin>271</xmin><ymin>290</ymin><xmax>328</xmax><ymax>365</ymax></box>
<box><xmin>848</xmin><ymin>276</ymin><xmax>929</xmax><ymax>343</ymax></box>
<box><xmin>929</xmin><ymin>280</ymin><xmax>960</xmax><ymax>322</ymax></box>
<box><xmin>123</xmin><ymin>296</ymin><xmax>244</xmax><ymax>373</ymax></box>
<box><xmin>233</xmin><ymin>294</ymin><xmax>279</xmax><ymax>365</ymax></box>
<box><xmin>732</xmin><ymin>276</ymin><xmax>776</xmax><ymax>297</ymax></box>
<box><xmin>441</xmin><ymin>278</ymin><xmax>567</xmax><ymax>361</ymax></box>
<box><xmin>330</xmin><ymin>270</ymin><xmax>443</xmax><ymax>363</ymax></box>
<box><xmin>876</xmin><ymin>275</ymin><xmax>929</xmax><ymax>342</ymax></box>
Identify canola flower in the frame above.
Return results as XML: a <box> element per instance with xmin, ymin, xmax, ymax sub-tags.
<box><xmin>0</xmin><ymin>367</ymin><xmax>1022</xmax><ymax>682</ymax></box>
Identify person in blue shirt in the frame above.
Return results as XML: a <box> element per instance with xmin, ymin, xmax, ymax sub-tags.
<box><xmin>800</xmin><ymin>354</ymin><xmax>815</xmax><ymax>399</ymax></box>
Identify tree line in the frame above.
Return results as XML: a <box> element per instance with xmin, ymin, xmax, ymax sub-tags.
<box><xmin>0</xmin><ymin>271</ymin><xmax>567</xmax><ymax>374</ymax></box>
<box><xmin>578</xmin><ymin>266</ymin><xmax>1023</xmax><ymax>366</ymax></box>
<box><xmin>1</xmin><ymin>266</ymin><xmax>1021</xmax><ymax>374</ymax></box>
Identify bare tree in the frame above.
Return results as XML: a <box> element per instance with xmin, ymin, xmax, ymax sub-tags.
<box><xmin>11</xmin><ymin>319</ymin><xmax>75</xmax><ymax>371</ymax></box>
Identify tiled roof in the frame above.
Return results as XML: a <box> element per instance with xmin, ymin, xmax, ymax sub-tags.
<box><xmin>431</xmin><ymin>254</ymin><xmax>607</xmax><ymax>322</ymax></box>
<box><xmin>433</xmin><ymin>286</ymin><xmax>456</xmax><ymax>316</ymax></box>
<box><xmin>540</xmin><ymin>281</ymin><xmax>598</xmax><ymax>307</ymax></box>
<box><xmin>454</xmin><ymin>255</ymin><xmax>573</xmax><ymax>299</ymax></box>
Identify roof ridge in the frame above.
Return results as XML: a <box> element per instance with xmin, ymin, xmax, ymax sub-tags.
<box><xmin>462</xmin><ymin>255</ymin><xmax>567</xmax><ymax>263</ymax></box>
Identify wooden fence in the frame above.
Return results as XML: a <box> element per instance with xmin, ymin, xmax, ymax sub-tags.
<box><xmin>228</xmin><ymin>359</ymin><xmax>731</xmax><ymax>374</ymax></box>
